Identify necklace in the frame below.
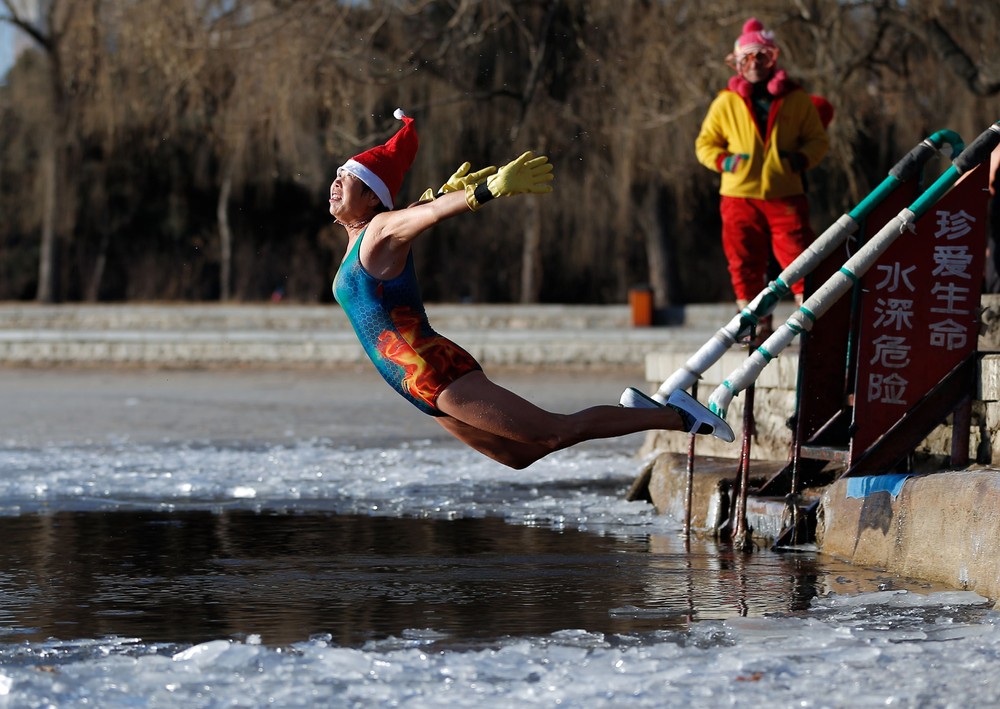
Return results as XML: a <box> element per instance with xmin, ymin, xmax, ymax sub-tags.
<box><xmin>336</xmin><ymin>216</ymin><xmax>371</xmax><ymax>230</ymax></box>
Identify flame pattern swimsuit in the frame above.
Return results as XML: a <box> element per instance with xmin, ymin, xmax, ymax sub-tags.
<box><xmin>333</xmin><ymin>229</ymin><xmax>482</xmax><ymax>416</ymax></box>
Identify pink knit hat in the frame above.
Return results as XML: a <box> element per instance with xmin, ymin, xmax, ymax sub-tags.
<box><xmin>339</xmin><ymin>108</ymin><xmax>418</xmax><ymax>209</ymax></box>
<box><xmin>732</xmin><ymin>17</ymin><xmax>778</xmax><ymax>59</ymax></box>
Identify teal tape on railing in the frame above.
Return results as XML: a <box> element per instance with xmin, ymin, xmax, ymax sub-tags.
<box><xmin>909</xmin><ymin>166</ymin><xmax>959</xmax><ymax>217</ymax></box>
<box><xmin>849</xmin><ymin>176</ymin><xmax>900</xmax><ymax>221</ymax></box>
<box><xmin>927</xmin><ymin>128</ymin><xmax>964</xmax><ymax>155</ymax></box>
<box><xmin>838</xmin><ymin>267</ymin><xmax>859</xmax><ymax>283</ymax></box>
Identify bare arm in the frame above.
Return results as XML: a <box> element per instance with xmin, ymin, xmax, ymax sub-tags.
<box><xmin>359</xmin><ymin>191</ymin><xmax>470</xmax><ymax>281</ymax></box>
<box><xmin>360</xmin><ymin>152</ymin><xmax>554</xmax><ymax>280</ymax></box>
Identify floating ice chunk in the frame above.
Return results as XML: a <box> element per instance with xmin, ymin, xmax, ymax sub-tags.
<box><xmin>925</xmin><ymin>623</ymin><xmax>999</xmax><ymax>642</ymax></box>
<box><xmin>608</xmin><ymin>605</ymin><xmax>686</xmax><ymax>619</ymax></box>
<box><xmin>317</xmin><ymin>647</ymin><xmax>373</xmax><ymax>680</ymax></box>
<box><xmin>0</xmin><ymin>673</ymin><xmax>11</xmax><ymax>696</ymax></box>
<box><xmin>212</xmin><ymin>642</ymin><xmax>262</xmax><ymax>669</ymax></box>
<box><xmin>814</xmin><ymin>590</ymin><xmax>990</xmax><ymax>610</ymax></box>
<box><xmin>924</xmin><ymin>591</ymin><xmax>991</xmax><ymax>607</ymax></box>
<box><xmin>172</xmin><ymin>639</ymin><xmax>231</xmax><ymax>664</ymax></box>
<box><xmin>548</xmin><ymin>629</ymin><xmax>608</xmax><ymax>648</ymax></box>
<box><xmin>401</xmin><ymin>628</ymin><xmax>450</xmax><ymax>641</ymax></box>
<box><xmin>230</xmin><ymin>486</ymin><xmax>257</xmax><ymax>499</ymax></box>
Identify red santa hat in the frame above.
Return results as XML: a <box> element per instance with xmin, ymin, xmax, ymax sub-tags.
<box><xmin>339</xmin><ymin>108</ymin><xmax>418</xmax><ymax>209</ymax></box>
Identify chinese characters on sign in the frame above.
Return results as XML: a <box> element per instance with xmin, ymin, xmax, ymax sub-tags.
<box><xmin>928</xmin><ymin>209</ymin><xmax>976</xmax><ymax>351</ymax></box>
<box><xmin>867</xmin><ymin>262</ymin><xmax>916</xmax><ymax>405</ymax></box>
<box><xmin>852</xmin><ymin>166</ymin><xmax>987</xmax><ymax>455</ymax></box>
<box><xmin>865</xmin><ymin>209</ymin><xmax>977</xmax><ymax>406</ymax></box>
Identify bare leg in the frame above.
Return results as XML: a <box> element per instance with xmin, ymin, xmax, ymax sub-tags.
<box><xmin>434</xmin><ymin>417</ymin><xmax>554</xmax><ymax>470</ymax></box>
<box><xmin>434</xmin><ymin>371</ymin><xmax>684</xmax><ymax>469</ymax></box>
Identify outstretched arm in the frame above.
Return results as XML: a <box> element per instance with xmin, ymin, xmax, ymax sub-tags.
<box><xmin>362</xmin><ymin>152</ymin><xmax>554</xmax><ymax>279</ymax></box>
<box><xmin>463</xmin><ymin>151</ymin><xmax>554</xmax><ymax>210</ymax></box>
<box><xmin>390</xmin><ymin>152</ymin><xmax>553</xmax><ymax>237</ymax></box>
<box><xmin>415</xmin><ymin>162</ymin><xmax>498</xmax><ymax>203</ymax></box>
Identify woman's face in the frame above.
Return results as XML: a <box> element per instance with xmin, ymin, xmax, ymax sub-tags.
<box><xmin>329</xmin><ymin>169</ymin><xmax>377</xmax><ymax>221</ymax></box>
<box><xmin>737</xmin><ymin>48</ymin><xmax>777</xmax><ymax>84</ymax></box>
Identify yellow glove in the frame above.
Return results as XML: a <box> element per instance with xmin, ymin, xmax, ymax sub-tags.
<box><xmin>419</xmin><ymin>162</ymin><xmax>498</xmax><ymax>201</ymax></box>
<box><xmin>465</xmin><ymin>151</ymin><xmax>554</xmax><ymax>211</ymax></box>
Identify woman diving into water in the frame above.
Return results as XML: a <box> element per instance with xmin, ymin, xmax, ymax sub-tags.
<box><xmin>331</xmin><ymin>110</ymin><xmax>733</xmax><ymax>469</ymax></box>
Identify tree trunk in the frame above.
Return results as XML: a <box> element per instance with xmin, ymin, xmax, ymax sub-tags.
<box><xmin>614</xmin><ymin>128</ymin><xmax>636</xmax><ymax>301</ymax></box>
<box><xmin>85</xmin><ymin>230</ymin><xmax>110</xmax><ymax>302</ymax></box>
<box><xmin>641</xmin><ymin>184</ymin><xmax>677</xmax><ymax>309</ymax></box>
<box><xmin>218</xmin><ymin>163</ymin><xmax>234</xmax><ymax>301</ymax></box>
<box><xmin>519</xmin><ymin>198</ymin><xmax>543</xmax><ymax>303</ymax></box>
<box><xmin>36</xmin><ymin>140</ymin><xmax>58</xmax><ymax>303</ymax></box>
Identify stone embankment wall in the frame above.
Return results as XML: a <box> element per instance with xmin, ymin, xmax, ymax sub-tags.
<box><xmin>0</xmin><ymin>303</ymin><xmax>695</xmax><ymax>370</ymax></box>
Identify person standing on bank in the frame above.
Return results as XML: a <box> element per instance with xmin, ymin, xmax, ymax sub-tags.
<box><xmin>696</xmin><ymin>17</ymin><xmax>829</xmax><ymax>336</ymax></box>
<box><xmin>331</xmin><ymin>109</ymin><xmax>734</xmax><ymax>469</ymax></box>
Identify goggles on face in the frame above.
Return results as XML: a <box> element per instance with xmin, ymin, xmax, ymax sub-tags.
<box><xmin>726</xmin><ymin>46</ymin><xmax>778</xmax><ymax>72</ymax></box>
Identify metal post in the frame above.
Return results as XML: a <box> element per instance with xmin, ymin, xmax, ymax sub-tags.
<box><xmin>684</xmin><ymin>381</ymin><xmax>698</xmax><ymax>538</ymax></box>
<box><xmin>731</xmin><ymin>380</ymin><xmax>755</xmax><ymax>552</ymax></box>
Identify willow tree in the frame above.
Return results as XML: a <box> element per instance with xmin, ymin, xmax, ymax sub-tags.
<box><xmin>1</xmin><ymin>0</ymin><xmax>108</xmax><ymax>302</ymax></box>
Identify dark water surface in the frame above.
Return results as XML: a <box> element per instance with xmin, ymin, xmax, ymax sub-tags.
<box><xmin>0</xmin><ymin>510</ymin><xmax>944</xmax><ymax>648</ymax></box>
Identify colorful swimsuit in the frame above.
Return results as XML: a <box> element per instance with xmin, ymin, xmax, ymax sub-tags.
<box><xmin>333</xmin><ymin>230</ymin><xmax>482</xmax><ymax>416</ymax></box>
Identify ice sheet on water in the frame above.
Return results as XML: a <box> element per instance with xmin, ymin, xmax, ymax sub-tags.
<box><xmin>0</xmin><ymin>440</ymin><xmax>668</xmax><ymax>535</ymax></box>
<box><xmin>4</xmin><ymin>440</ymin><xmax>1000</xmax><ymax>706</ymax></box>
<box><xmin>813</xmin><ymin>588</ymin><xmax>989</xmax><ymax>609</ymax></box>
<box><xmin>2</xmin><ymin>609</ymin><xmax>1000</xmax><ymax>708</ymax></box>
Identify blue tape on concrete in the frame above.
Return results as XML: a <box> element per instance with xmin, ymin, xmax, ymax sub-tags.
<box><xmin>845</xmin><ymin>474</ymin><xmax>913</xmax><ymax>499</ymax></box>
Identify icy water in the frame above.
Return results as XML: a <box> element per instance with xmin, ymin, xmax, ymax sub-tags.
<box><xmin>1</xmin><ymin>508</ymin><xmax>927</xmax><ymax>649</ymax></box>
<box><xmin>0</xmin><ymin>369</ymin><xmax>999</xmax><ymax>707</ymax></box>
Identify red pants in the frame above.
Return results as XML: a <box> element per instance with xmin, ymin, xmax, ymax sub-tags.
<box><xmin>719</xmin><ymin>195</ymin><xmax>814</xmax><ymax>301</ymax></box>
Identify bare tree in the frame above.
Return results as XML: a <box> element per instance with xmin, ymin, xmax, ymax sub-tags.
<box><xmin>2</xmin><ymin>0</ymin><xmax>999</xmax><ymax>305</ymax></box>
<box><xmin>1</xmin><ymin>0</ymin><xmax>105</xmax><ymax>302</ymax></box>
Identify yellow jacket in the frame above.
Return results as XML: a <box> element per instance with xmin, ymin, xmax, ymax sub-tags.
<box><xmin>695</xmin><ymin>88</ymin><xmax>829</xmax><ymax>200</ymax></box>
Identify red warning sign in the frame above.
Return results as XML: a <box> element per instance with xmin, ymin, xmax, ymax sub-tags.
<box><xmin>852</xmin><ymin>164</ymin><xmax>988</xmax><ymax>455</ymax></box>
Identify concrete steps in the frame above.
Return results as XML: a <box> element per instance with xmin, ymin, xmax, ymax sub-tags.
<box><xmin>0</xmin><ymin>302</ymin><xmax>737</xmax><ymax>369</ymax></box>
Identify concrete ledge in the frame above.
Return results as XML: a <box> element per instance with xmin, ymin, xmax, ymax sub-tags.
<box><xmin>644</xmin><ymin>452</ymin><xmax>786</xmax><ymax>532</ymax></box>
<box><xmin>0</xmin><ymin>303</ymin><xmax>723</xmax><ymax>369</ymax></box>
<box><xmin>0</xmin><ymin>328</ymin><xmax>699</xmax><ymax>369</ymax></box>
<box><xmin>0</xmin><ymin>303</ymin><xmax>637</xmax><ymax>332</ymax></box>
<box><xmin>818</xmin><ymin>470</ymin><xmax>1000</xmax><ymax>601</ymax></box>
